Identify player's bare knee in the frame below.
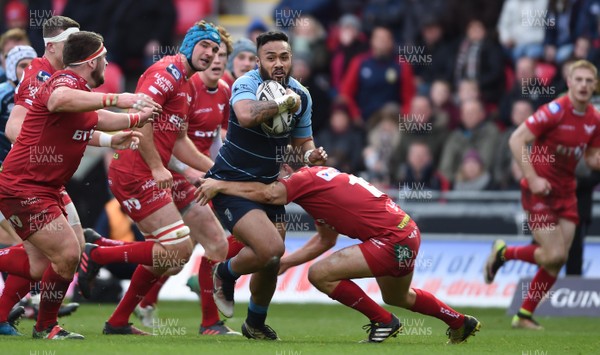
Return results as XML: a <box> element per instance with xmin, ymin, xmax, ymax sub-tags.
<box><xmin>203</xmin><ymin>238</ymin><xmax>228</xmax><ymax>261</ymax></box>
<box><xmin>307</xmin><ymin>264</ymin><xmax>327</xmax><ymax>287</ymax></box>
<box><xmin>264</xmin><ymin>256</ymin><xmax>280</xmax><ymax>272</ymax></box>
<box><xmin>254</xmin><ymin>240</ymin><xmax>285</xmax><ymax>265</ymax></box>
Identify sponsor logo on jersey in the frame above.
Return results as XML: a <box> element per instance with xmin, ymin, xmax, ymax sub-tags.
<box><xmin>584</xmin><ymin>124</ymin><xmax>596</xmax><ymax>135</ymax></box>
<box><xmin>148</xmin><ymin>85</ymin><xmax>163</xmax><ymax>96</ymax></box>
<box><xmin>153</xmin><ymin>73</ymin><xmax>174</xmax><ymax>93</ymax></box>
<box><xmin>166</xmin><ymin>64</ymin><xmax>182</xmax><ymax>80</ymax></box>
<box><xmin>194</xmin><ymin>107</ymin><xmax>213</xmax><ymax>114</ymax></box>
<box><xmin>194</xmin><ymin>129</ymin><xmax>218</xmax><ymax>138</ymax></box>
<box><xmin>36</xmin><ymin>70</ymin><xmax>51</xmax><ymax>82</ymax></box>
<box><xmin>548</xmin><ymin>101</ymin><xmax>561</xmax><ymax>114</ymax></box>
<box><xmin>20</xmin><ymin>196</ymin><xmax>40</xmax><ymax>206</ymax></box>
<box><xmin>558</xmin><ymin>124</ymin><xmax>575</xmax><ymax>131</ymax></box>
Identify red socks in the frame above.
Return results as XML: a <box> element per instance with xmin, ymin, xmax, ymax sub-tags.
<box><xmin>108</xmin><ymin>266</ymin><xmax>159</xmax><ymax>327</ymax></box>
<box><xmin>90</xmin><ymin>241</ymin><xmax>155</xmax><ymax>266</ymax></box>
<box><xmin>0</xmin><ymin>246</ymin><xmax>32</xmax><ymax>279</ymax></box>
<box><xmin>330</xmin><ymin>280</ymin><xmax>392</xmax><ymax>324</ymax></box>
<box><xmin>410</xmin><ymin>288</ymin><xmax>464</xmax><ymax>329</ymax></box>
<box><xmin>226</xmin><ymin>235</ymin><xmax>244</xmax><ymax>259</ymax></box>
<box><xmin>139</xmin><ymin>275</ymin><xmax>168</xmax><ymax>308</ymax></box>
<box><xmin>521</xmin><ymin>267</ymin><xmax>557</xmax><ymax>313</ymax></box>
<box><xmin>35</xmin><ymin>266</ymin><xmax>72</xmax><ymax>331</ymax></box>
<box><xmin>93</xmin><ymin>237</ymin><xmax>131</xmax><ymax>247</ymax></box>
<box><xmin>504</xmin><ymin>244</ymin><xmax>538</xmax><ymax>264</ymax></box>
<box><xmin>199</xmin><ymin>256</ymin><xmax>219</xmax><ymax>327</ymax></box>
<box><xmin>0</xmin><ymin>275</ymin><xmax>33</xmax><ymax>322</ymax></box>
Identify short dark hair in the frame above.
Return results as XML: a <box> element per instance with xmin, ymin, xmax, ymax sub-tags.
<box><xmin>256</xmin><ymin>31</ymin><xmax>289</xmax><ymax>52</ymax></box>
<box><xmin>43</xmin><ymin>16</ymin><xmax>80</xmax><ymax>38</ymax></box>
<box><xmin>63</xmin><ymin>31</ymin><xmax>104</xmax><ymax>66</ymax></box>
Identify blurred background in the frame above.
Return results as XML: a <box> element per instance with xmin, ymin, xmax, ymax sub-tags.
<box><xmin>1</xmin><ymin>0</ymin><xmax>599</xmax><ymax>305</ymax></box>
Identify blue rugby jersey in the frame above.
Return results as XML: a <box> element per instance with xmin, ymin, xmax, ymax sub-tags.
<box><xmin>206</xmin><ymin>69</ymin><xmax>312</xmax><ymax>183</ymax></box>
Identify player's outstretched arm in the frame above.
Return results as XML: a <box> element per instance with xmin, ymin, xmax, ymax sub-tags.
<box><xmin>509</xmin><ymin>122</ymin><xmax>551</xmax><ymax>195</ymax></box>
<box><xmin>195</xmin><ymin>178</ymin><xmax>287</xmax><ymax>205</ymax></box>
<box><xmin>88</xmin><ymin>130</ymin><xmax>142</xmax><ymax>150</ymax></box>
<box><xmin>96</xmin><ymin>107</ymin><xmax>156</xmax><ymax>131</ymax></box>
<box><xmin>47</xmin><ymin>89</ymin><xmax>161</xmax><ymax>113</ymax></box>
<box><xmin>5</xmin><ymin>104</ymin><xmax>27</xmax><ymax>143</ymax></box>
<box><xmin>279</xmin><ymin>225</ymin><xmax>339</xmax><ymax>275</ymax></box>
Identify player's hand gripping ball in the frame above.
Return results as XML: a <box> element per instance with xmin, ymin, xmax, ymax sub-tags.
<box><xmin>256</xmin><ymin>80</ymin><xmax>294</xmax><ymax>136</ymax></box>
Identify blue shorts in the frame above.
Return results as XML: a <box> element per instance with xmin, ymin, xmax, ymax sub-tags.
<box><xmin>211</xmin><ymin>193</ymin><xmax>285</xmax><ymax>232</ymax></box>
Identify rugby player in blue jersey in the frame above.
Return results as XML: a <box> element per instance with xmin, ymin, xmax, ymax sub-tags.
<box><xmin>206</xmin><ymin>31</ymin><xmax>327</xmax><ymax>340</ymax></box>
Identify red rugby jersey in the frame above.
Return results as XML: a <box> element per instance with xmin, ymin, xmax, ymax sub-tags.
<box><xmin>279</xmin><ymin>166</ymin><xmax>414</xmax><ymax>241</ymax></box>
<box><xmin>111</xmin><ymin>55</ymin><xmax>192</xmax><ymax>175</ymax></box>
<box><xmin>1</xmin><ymin>70</ymin><xmax>98</xmax><ymax>192</ymax></box>
<box><xmin>523</xmin><ymin>95</ymin><xmax>600</xmax><ymax>196</ymax></box>
<box><xmin>187</xmin><ymin>75</ymin><xmax>230</xmax><ymax>157</ymax></box>
<box><xmin>14</xmin><ymin>56</ymin><xmax>55</xmax><ymax>107</ymax></box>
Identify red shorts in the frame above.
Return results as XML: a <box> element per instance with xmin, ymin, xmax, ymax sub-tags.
<box><xmin>171</xmin><ymin>172</ymin><xmax>197</xmax><ymax>212</ymax></box>
<box><xmin>108</xmin><ymin>168</ymin><xmax>175</xmax><ymax>223</ymax></box>
<box><xmin>359</xmin><ymin>221</ymin><xmax>421</xmax><ymax>278</ymax></box>
<box><xmin>0</xmin><ymin>188</ymin><xmax>65</xmax><ymax>240</ymax></box>
<box><xmin>521</xmin><ymin>186</ymin><xmax>578</xmax><ymax>230</ymax></box>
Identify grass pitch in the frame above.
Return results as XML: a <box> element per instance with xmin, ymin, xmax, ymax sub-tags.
<box><xmin>4</xmin><ymin>301</ymin><xmax>598</xmax><ymax>355</ymax></box>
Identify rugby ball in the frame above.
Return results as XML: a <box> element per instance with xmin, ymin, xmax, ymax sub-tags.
<box><xmin>256</xmin><ymin>80</ymin><xmax>294</xmax><ymax>136</ymax></box>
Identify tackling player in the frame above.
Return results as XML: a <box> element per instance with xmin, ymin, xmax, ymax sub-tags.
<box><xmin>206</xmin><ymin>31</ymin><xmax>327</xmax><ymax>340</ymax></box>
<box><xmin>485</xmin><ymin>60</ymin><xmax>600</xmax><ymax>329</ymax></box>
<box><xmin>0</xmin><ymin>31</ymin><xmax>158</xmax><ymax>339</ymax></box>
<box><xmin>196</xmin><ymin>163</ymin><xmax>481</xmax><ymax>344</ymax></box>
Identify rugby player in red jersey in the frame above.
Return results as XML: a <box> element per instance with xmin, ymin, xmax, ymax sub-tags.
<box><xmin>0</xmin><ymin>31</ymin><xmax>159</xmax><ymax>339</ymax></box>
<box><xmin>76</xmin><ymin>21</ymin><xmax>222</xmax><ymax>335</ymax></box>
<box><xmin>196</xmin><ymin>164</ymin><xmax>481</xmax><ymax>344</ymax></box>
<box><xmin>485</xmin><ymin>60</ymin><xmax>600</xmax><ymax>329</ymax></box>
<box><xmin>0</xmin><ymin>16</ymin><xmax>141</xmax><ymax>335</ymax></box>
<box><xmin>137</xmin><ymin>26</ymin><xmax>244</xmax><ymax>335</ymax></box>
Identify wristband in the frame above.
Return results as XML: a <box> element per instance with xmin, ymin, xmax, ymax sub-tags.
<box><xmin>102</xmin><ymin>93</ymin><xmax>118</xmax><ymax>107</ymax></box>
<box><xmin>128</xmin><ymin>113</ymin><xmax>141</xmax><ymax>128</ymax></box>
<box><xmin>274</xmin><ymin>95</ymin><xmax>296</xmax><ymax>113</ymax></box>
<box><xmin>99</xmin><ymin>132</ymin><xmax>113</xmax><ymax>147</ymax></box>
<box><xmin>304</xmin><ymin>149</ymin><xmax>314</xmax><ymax>164</ymax></box>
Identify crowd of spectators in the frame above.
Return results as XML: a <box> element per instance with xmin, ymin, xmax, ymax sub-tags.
<box><xmin>2</xmin><ymin>0</ymin><xmax>600</xmax><ymax>194</ymax></box>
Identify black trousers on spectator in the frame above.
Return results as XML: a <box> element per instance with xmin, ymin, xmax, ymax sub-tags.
<box><xmin>568</xmin><ymin>171</ymin><xmax>600</xmax><ymax>275</ymax></box>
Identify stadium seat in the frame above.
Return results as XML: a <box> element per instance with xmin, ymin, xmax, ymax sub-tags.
<box><xmin>174</xmin><ymin>0</ymin><xmax>213</xmax><ymax>37</ymax></box>
<box><xmin>535</xmin><ymin>62</ymin><xmax>557</xmax><ymax>86</ymax></box>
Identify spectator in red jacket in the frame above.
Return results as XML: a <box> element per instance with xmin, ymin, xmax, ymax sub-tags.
<box><xmin>340</xmin><ymin>26</ymin><xmax>415</xmax><ymax>124</ymax></box>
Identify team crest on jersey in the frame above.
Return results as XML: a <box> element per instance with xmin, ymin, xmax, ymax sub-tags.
<box><xmin>584</xmin><ymin>124</ymin><xmax>596</xmax><ymax>135</ymax></box>
<box><xmin>548</xmin><ymin>101</ymin><xmax>561</xmax><ymax>114</ymax></box>
<box><xmin>166</xmin><ymin>64</ymin><xmax>181</xmax><ymax>80</ymax></box>
<box><xmin>218</xmin><ymin>103</ymin><xmax>225</xmax><ymax>112</ymax></box>
<box><xmin>36</xmin><ymin>70</ymin><xmax>51</xmax><ymax>82</ymax></box>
